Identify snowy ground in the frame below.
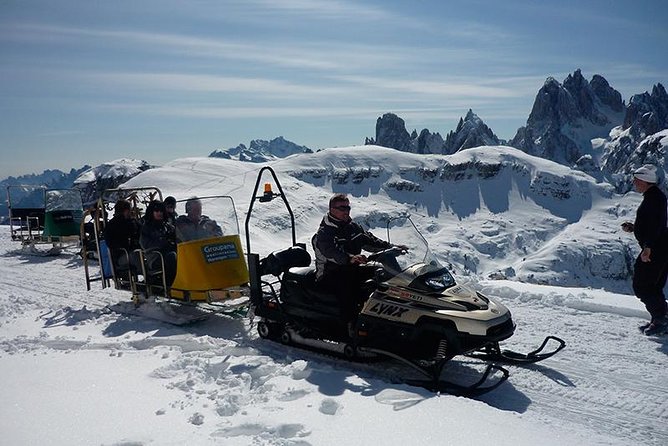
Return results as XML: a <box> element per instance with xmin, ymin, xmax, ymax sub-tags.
<box><xmin>1</xmin><ymin>225</ymin><xmax>666</xmax><ymax>446</ymax></box>
<box><xmin>2</xmin><ymin>146</ymin><xmax>668</xmax><ymax>445</ymax></box>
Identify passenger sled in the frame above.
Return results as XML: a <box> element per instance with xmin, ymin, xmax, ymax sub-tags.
<box><xmin>82</xmin><ymin>187</ymin><xmax>250</xmax><ymax>324</ymax></box>
<box><xmin>6</xmin><ymin>185</ymin><xmax>84</xmax><ymax>255</ymax></box>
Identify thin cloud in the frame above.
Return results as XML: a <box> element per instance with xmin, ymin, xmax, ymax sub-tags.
<box><xmin>89</xmin><ymin>72</ymin><xmax>348</xmax><ymax>98</ymax></box>
<box><xmin>7</xmin><ymin>23</ymin><xmax>430</xmax><ymax>72</ymax></box>
<box><xmin>95</xmin><ymin>103</ymin><xmax>389</xmax><ymax>119</ymax></box>
<box><xmin>333</xmin><ymin>75</ymin><xmax>521</xmax><ymax>99</ymax></box>
<box><xmin>5</xmin><ymin>22</ymin><xmax>524</xmax><ymax>75</ymax></box>
<box><xmin>36</xmin><ymin>130</ymin><xmax>86</xmax><ymax>138</ymax></box>
<box><xmin>5</xmin><ymin>24</ymin><xmax>341</xmax><ymax>70</ymax></box>
<box><xmin>245</xmin><ymin>0</ymin><xmax>395</xmax><ymax>20</ymax></box>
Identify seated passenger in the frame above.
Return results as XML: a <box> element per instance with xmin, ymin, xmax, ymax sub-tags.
<box><xmin>140</xmin><ymin>200</ymin><xmax>177</xmax><ymax>287</ymax></box>
<box><xmin>164</xmin><ymin>196</ymin><xmax>178</xmax><ymax>225</ymax></box>
<box><xmin>175</xmin><ymin>197</ymin><xmax>223</xmax><ymax>242</ymax></box>
<box><xmin>104</xmin><ymin>199</ymin><xmax>141</xmax><ymax>271</ymax></box>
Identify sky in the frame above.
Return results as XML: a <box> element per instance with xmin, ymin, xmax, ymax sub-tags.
<box><xmin>1</xmin><ymin>0</ymin><xmax>667</xmax><ymax>179</ymax></box>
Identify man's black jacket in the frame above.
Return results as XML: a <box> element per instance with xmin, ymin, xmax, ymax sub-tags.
<box><xmin>634</xmin><ymin>185</ymin><xmax>667</xmax><ymax>250</ymax></box>
<box><xmin>312</xmin><ymin>213</ymin><xmax>391</xmax><ymax>280</ymax></box>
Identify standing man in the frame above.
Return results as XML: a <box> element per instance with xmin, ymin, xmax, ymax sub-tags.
<box><xmin>622</xmin><ymin>164</ymin><xmax>668</xmax><ymax>335</ymax></box>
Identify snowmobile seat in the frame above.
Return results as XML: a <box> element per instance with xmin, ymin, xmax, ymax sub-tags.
<box><xmin>261</xmin><ymin>246</ymin><xmax>312</xmax><ymax>276</ymax></box>
<box><xmin>283</xmin><ymin>266</ymin><xmax>316</xmax><ymax>283</ymax></box>
<box><xmin>281</xmin><ymin>266</ymin><xmax>341</xmax><ymax>313</ymax></box>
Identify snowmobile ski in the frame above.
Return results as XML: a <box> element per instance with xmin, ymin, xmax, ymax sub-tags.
<box><xmin>358</xmin><ymin>346</ymin><xmax>509</xmax><ymax>397</ymax></box>
<box><xmin>467</xmin><ymin>336</ymin><xmax>566</xmax><ymax>364</ymax></box>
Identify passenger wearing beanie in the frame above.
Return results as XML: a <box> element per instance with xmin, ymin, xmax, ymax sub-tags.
<box><xmin>621</xmin><ymin>164</ymin><xmax>668</xmax><ymax>335</ymax></box>
<box><xmin>105</xmin><ymin>199</ymin><xmax>141</xmax><ymax>271</ymax></box>
<box><xmin>140</xmin><ymin>200</ymin><xmax>177</xmax><ymax>287</ymax></box>
<box><xmin>164</xmin><ymin>196</ymin><xmax>177</xmax><ymax>225</ymax></box>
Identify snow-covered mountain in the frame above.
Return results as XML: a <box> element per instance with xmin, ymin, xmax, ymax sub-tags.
<box><xmin>73</xmin><ymin>158</ymin><xmax>153</xmax><ymax>206</ymax></box>
<box><xmin>209</xmin><ymin>136</ymin><xmax>312</xmax><ymax>162</ymax></box>
<box><xmin>601</xmin><ymin>83</ymin><xmax>668</xmax><ymax>191</ymax></box>
<box><xmin>444</xmin><ymin>109</ymin><xmax>501</xmax><ymax>153</ymax></box>
<box><xmin>0</xmin><ymin>166</ymin><xmax>90</xmax><ymax>221</ymax></box>
<box><xmin>364</xmin><ymin>70</ymin><xmax>667</xmax><ymax>188</ymax></box>
<box><xmin>123</xmin><ymin>144</ymin><xmax>638</xmax><ymax>293</ymax></box>
<box><xmin>510</xmin><ymin>69</ymin><xmax>625</xmax><ymax>167</ymax></box>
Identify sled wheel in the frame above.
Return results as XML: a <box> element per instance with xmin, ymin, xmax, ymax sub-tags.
<box><xmin>280</xmin><ymin>330</ymin><xmax>291</xmax><ymax>345</ymax></box>
<box><xmin>343</xmin><ymin>344</ymin><xmax>357</xmax><ymax>360</ymax></box>
<box><xmin>257</xmin><ymin>322</ymin><xmax>272</xmax><ymax>339</ymax></box>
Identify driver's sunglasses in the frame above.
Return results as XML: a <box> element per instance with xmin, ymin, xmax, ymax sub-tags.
<box><xmin>333</xmin><ymin>205</ymin><xmax>351</xmax><ymax>211</ymax></box>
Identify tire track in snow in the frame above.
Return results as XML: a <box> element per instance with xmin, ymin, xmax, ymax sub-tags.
<box><xmin>481</xmin><ymin>297</ymin><xmax>668</xmax><ymax>446</ymax></box>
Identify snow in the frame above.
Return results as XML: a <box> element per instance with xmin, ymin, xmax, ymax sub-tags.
<box><xmin>74</xmin><ymin>158</ymin><xmax>150</xmax><ymax>184</ymax></box>
<box><xmin>1</xmin><ymin>146</ymin><xmax>668</xmax><ymax>445</ymax></box>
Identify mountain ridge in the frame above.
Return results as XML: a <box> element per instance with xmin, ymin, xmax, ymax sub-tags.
<box><xmin>124</xmin><ymin>144</ymin><xmax>637</xmax><ymax>292</ymax></box>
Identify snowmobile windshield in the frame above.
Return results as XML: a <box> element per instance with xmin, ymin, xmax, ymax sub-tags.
<box><xmin>382</xmin><ymin>216</ymin><xmax>444</xmax><ymax>276</ymax></box>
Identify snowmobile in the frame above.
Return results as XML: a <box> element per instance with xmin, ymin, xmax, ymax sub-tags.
<box><xmin>245</xmin><ymin>167</ymin><xmax>565</xmax><ymax>396</ymax></box>
<box><xmin>83</xmin><ymin>187</ymin><xmax>250</xmax><ymax>324</ymax></box>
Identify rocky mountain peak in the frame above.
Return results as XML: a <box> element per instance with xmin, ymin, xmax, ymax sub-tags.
<box><xmin>445</xmin><ymin>109</ymin><xmax>500</xmax><ymax>153</ymax></box>
<box><xmin>601</xmin><ymin>83</ymin><xmax>668</xmax><ymax>190</ymax></box>
<box><xmin>374</xmin><ymin>113</ymin><xmax>413</xmax><ymax>152</ymax></box>
<box><xmin>652</xmin><ymin>82</ymin><xmax>667</xmax><ymax>99</ymax></box>
<box><xmin>590</xmin><ymin>74</ymin><xmax>624</xmax><ymax>112</ymax></box>
<box><xmin>563</xmin><ymin>68</ymin><xmax>586</xmax><ymax>91</ymax></box>
<box><xmin>511</xmin><ymin>69</ymin><xmax>624</xmax><ymax>167</ymax></box>
<box><xmin>415</xmin><ymin>128</ymin><xmax>445</xmax><ymax>154</ymax></box>
<box><xmin>210</xmin><ymin>136</ymin><xmax>312</xmax><ymax>162</ymax></box>
<box><xmin>371</xmin><ymin>110</ymin><xmax>499</xmax><ymax>155</ymax></box>
<box><xmin>623</xmin><ymin>83</ymin><xmax>668</xmax><ymax>133</ymax></box>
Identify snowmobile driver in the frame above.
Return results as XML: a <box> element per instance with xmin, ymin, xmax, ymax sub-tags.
<box><xmin>621</xmin><ymin>164</ymin><xmax>668</xmax><ymax>336</ymax></box>
<box><xmin>312</xmin><ymin>193</ymin><xmax>407</xmax><ymax>336</ymax></box>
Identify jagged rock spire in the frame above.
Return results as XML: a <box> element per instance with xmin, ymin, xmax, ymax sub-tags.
<box><xmin>444</xmin><ymin>109</ymin><xmax>500</xmax><ymax>154</ymax></box>
<box><xmin>510</xmin><ymin>69</ymin><xmax>624</xmax><ymax>167</ymax></box>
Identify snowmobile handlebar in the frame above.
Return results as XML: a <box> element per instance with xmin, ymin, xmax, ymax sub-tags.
<box><xmin>366</xmin><ymin>245</ymin><xmax>407</xmax><ymax>262</ymax></box>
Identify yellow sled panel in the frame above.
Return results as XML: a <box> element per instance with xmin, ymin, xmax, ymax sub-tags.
<box><xmin>170</xmin><ymin>235</ymin><xmax>249</xmax><ymax>302</ymax></box>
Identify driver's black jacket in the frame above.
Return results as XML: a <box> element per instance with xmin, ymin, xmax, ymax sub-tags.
<box><xmin>312</xmin><ymin>213</ymin><xmax>391</xmax><ymax>280</ymax></box>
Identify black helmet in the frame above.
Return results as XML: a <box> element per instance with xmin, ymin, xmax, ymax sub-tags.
<box><xmin>164</xmin><ymin>196</ymin><xmax>176</xmax><ymax>207</ymax></box>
